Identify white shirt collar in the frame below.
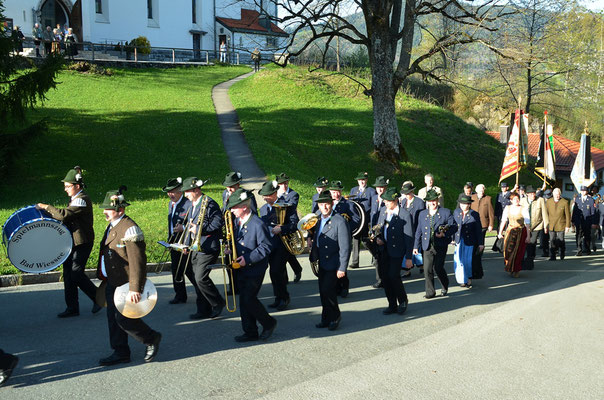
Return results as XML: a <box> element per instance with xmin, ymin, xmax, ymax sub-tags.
<box><xmin>239</xmin><ymin>212</ymin><xmax>252</xmax><ymax>226</ymax></box>
<box><xmin>110</xmin><ymin>215</ymin><xmax>125</xmax><ymax>228</ymax></box>
<box><xmin>71</xmin><ymin>190</ymin><xmax>83</xmax><ymax>200</ymax></box>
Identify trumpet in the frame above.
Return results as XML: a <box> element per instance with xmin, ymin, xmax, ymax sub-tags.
<box><xmin>175</xmin><ymin>195</ymin><xmax>209</xmax><ymax>283</ymax></box>
<box><xmin>273</xmin><ymin>203</ymin><xmax>306</xmax><ymax>255</ymax></box>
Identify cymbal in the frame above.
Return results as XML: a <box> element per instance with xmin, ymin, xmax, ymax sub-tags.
<box><xmin>114</xmin><ymin>279</ymin><xmax>157</xmax><ymax>318</ymax></box>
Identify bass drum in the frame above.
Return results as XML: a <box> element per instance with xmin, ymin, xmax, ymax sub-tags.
<box><xmin>350</xmin><ymin>200</ymin><xmax>366</xmax><ymax>238</ymax></box>
<box><xmin>2</xmin><ymin>206</ymin><xmax>73</xmax><ymax>273</ymax></box>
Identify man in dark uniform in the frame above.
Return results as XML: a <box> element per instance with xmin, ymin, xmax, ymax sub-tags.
<box><xmin>275</xmin><ymin>173</ymin><xmax>303</xmax><ymax>283</ymax></box>
<box><xmin>310</xmin><ymin>191</ymin><xmax>351</xmax><ymax>331</ymax></box>
<box><xmin>400</xmin><ymin>181</ymin><xmax>425</xmax><ymax>277</ymax></box>
<box><xmin>349</xmin><ymin>172</ymin><xmax>376</xmax><ymax>269</ymax></box>
<box><xmin>368</xmin><ymin>176</ymin><xmax>389</xmax><ymax>288</ymax></box>
<box><xmin>413</xmin><ymin>189</ymin><xmax>457</xmax><ymax>299</ymax></box>
<box><xmin>375</xmin><ymin>187</ymin><xmax>413</xmax><ymax>315</ymax></box>
<box><xmin>0</xmin><ymin>350</ymin><xmax>18</xmax><ymax>387</ymax></box>
<box><xmin>182</xmin><ymin>177</ymin><xmax>226</xmax><ymax>320</ymax></box>
<box><xmin>37</xmin><ymin>166</ymin><xmax>101</xmax><ymax>318</ymax></box>
<box><xmin>259</xmin><ymin>180</ymin><xmax>299</xmax><ymax>311</ymax></box>
<box><xmin>312</xmin><ymin>176</ymin><xmax>329</xmax><ymax>213</ymax></box>
<box><xmin>572</xmin><ymin>185</ymin><xmax>597</xmax><ymax>256</ymax></box>
<box><xmin>97</xmin><ymin>188</ymin><xmax>161</xmax><ymax>365</ymax></box>
<box><xmin>221</xmin><ymin>171</ymin><xmax>258</xmax><ymax>214</ymax></box>
<box><xmin>540</xmin><ymin>188</ymin><xmax>553</xmax><ymax>256</ymax></box>
<box><xmin>162</xmin><ymin>177</ymin><xmax>191</xmax><ymax>304</ymax></box>
<box><xmin>227</xmin><ymin>188</ymin><xmax>276</xmax><ymax>342</ymax></box>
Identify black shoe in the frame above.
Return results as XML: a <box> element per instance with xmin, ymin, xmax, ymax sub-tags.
<box><xmin>293</xmin><ymin>273</ymin><xmax>302</xmax><ymax>283</ymax></box>
<box><xmin>235</xmin><ymin>334</ymin><xmax>259</xmax><ymax>342</ymax></box>
<box><xmin>210</xmin><ymin>304</ymin><xmax>224</xmax><ymax>319</ymax></box>
<box><xmin>57</xmin><ymin>309</ymin><xmax>79</xmax><ymax>318</ymax></box>
<box><xmin>382</xmin><ymin>307</ymin><xmax>397</xmax><ymax>315</ymax></box>
<box><xmin>268</xmin><ymin>299</ymin><xmax>280</xmax><ymax>308</ymax></box>
<box><xmin>276</xmin><ymin>298</ymin><xmax>290</xmax><ymax>311</ymax></box>
<box><xmin>0</xmin><ymin>355</ymin><xmax>18</xmax><ymax>387</ymax></box>
<box><xmin>397</xmin><ymin>300</ymin><xmax>408</xmax><ymax>315</ymax></box>
<box><xmin>99</xmin><ymin>353</ymin><xmax>130</xmax><ymax>366</ymax></box>
<box><xmin>549</xmin><ymin>255</ymin><xmax>556</xmax><ymax>261</ymax></box>
<box><xmin>423</xmin><ymin>294</ymin><xmax>435</xmax><ymax>299</ymax></box>
<box><xmin>419</xmin><ymin>268</ymin><xmax>424</xmax><ymax>274</ymax></box>
<box><xmin>576</xmin><ymin>250</ymin><xmax>583</xmax><ymax>256</ymax></box>
<box><xmin>315</xmin><ymin>321</ymin><xmax>329</xmax><ymax>328</ymax></box>
<box><xmin>586</xmin><ymin>250</ymin><xmax>592</xmax><ymax>256</ymax></box>
<box><xmin>560</xmin><ymin>250</ymin><xmax>565</xmax><ymax>260</ymax></box>
<box><xmin>92</xmin><ymin>303</ymin><xmax>103</xmax><ymax>314</ymax></box>
<box><xmin>260</xmin><ymin>320</ymin><xmax>277</xmax><ymax>340</ymax></box>
<box><xmin>349</xmin><ymin>264</ymin><xmax>359</xmax><ymax>269</ymax></box>
<box><xmin>328</xmin><ymin>316</ymin><xmax>341</xmax><ymax>331</ymax></box>
<box><xmin>169</xmin><ymin>298</ymin><xmax>186</xmax><ymax>304</ymax></box>
<box><xmin>189</xmin><ymin>312</ymin><xmax>209</xmax><ymax>320</ymax></box>
<box><xmin>401</xmin><ymin>271</ymin><xmax>411</xmax><ymax>278</ymax></box>
<box><xmin>144</xmin><ymin>332</ymin><xmax>161</xmax><ymax>362</ymax></box>
<box><xmin>441</xmin><ymin>288</ymin><xmax>448</xmax><ymax>296</ymax></box>
<box><xmin>372</xmin><ymin>281</ymin><xmax>383</xmax><ymax>289</ymax></box>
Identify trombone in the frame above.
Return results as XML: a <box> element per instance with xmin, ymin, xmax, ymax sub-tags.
<box><xmin>175</xmin><ymin>195</ymin><xmax>209</xmax><ymax>283</ymax></box>
<box><xmin>155</xmin><ymin>208</ymin><xmax>191</xmax><ymax>274</ymax></box>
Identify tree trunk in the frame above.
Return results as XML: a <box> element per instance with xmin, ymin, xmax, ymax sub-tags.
<box><xmin>525</xmin><ymin>58</ymin><xmax>532</xmax><ymax>114</ymax></box>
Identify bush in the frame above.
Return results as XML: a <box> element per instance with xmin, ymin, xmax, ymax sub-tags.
<box><xmin>127</xmin><ymin>36</ymin><xmax>151</xmax><ymax>55</ymax></box>
<box><xmin>67</xmin><ymin>61</ymin><xmax>113</xmax><ymax>76</ymax></box>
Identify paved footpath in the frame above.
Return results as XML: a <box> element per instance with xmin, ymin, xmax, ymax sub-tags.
<box><xmin>1</xmin><ymin>236</ymin><xmax>603</xmax><ymax>399</ymax></box>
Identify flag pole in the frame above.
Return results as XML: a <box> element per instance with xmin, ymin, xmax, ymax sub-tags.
<box><xmin>516</xmin><ymin>97</ymin><xmax>522</xmax><ymax>187</ymax></box>
<box><xmin>543</xmin><ymin>110</ymin><xmax>548</xmax><ymax>187</ymax></box>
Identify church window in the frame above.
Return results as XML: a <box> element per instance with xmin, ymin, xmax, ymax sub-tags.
<box><xmin>95</xmin><ymin>0</ymin><xmax>102</xmax><ymax>14</ymax></box>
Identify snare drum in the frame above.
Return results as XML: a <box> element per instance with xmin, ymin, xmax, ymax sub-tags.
<box><xmin>2</xmin><ymin>206</ymin><xmax>73</xmax><ymax>273</ymax></box>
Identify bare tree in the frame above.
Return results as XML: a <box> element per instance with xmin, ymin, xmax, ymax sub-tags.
<box><xmin>255</xmin><ymin>0</ymin><xmax>511</xmax><ymax>164</ymax></box>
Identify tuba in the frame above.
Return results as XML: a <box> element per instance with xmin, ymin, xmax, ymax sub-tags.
<box><xmin>273</xmin><ymin>203</ymin><xmax>306</xmax><ymax>255</ymax></box>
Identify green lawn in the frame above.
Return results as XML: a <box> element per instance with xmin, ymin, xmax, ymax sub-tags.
<box><xmin>229</xmin><ymin>65</ymin><xmax>531</xmax><ymax>214</ymax></box>
<box><xmin>0</xmin><ymin>65</ymin><xmax>250</xmax><ymax>274</ymax></box>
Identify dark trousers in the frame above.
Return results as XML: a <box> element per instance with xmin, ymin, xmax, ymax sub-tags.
<box><xmin>63</xmin><ymin>242</ymin><xmax>97</xmax><ymax>311</ymax></box>
<box><xmin>185</xmin><ymin>252</ymin><xmax>224</xmax><ymax>315</ymax></box>
<box><xmin>540</xmin><ymin>230</ymin><xmax>550</xmax><ymax>256</ymax></box>
<box><xmin>286</xmin><ymin>253</ymin><xmax>302</xmax><ymax>277</ymax></box>
<box><xmin>350</xmin><ymin>236</ymin><xmax>361</xmax><ymax>268</ymax></box>
<box><xmin>423</xmin><ymin>245</ymin><xmax>448</xmax><ymax>297</ymax></box>
<box><xmin>105</xmin><ymin>282</ymin><xmax>157</xmax><ymax>356</ymax></box>
<box><xmin>523</xmin><ymin>230</ymin><xmax>540</xmax><ymax>270</ymax></box>
<box><xmin>377</xmin><ymin>252</ymin><xmax>407</xmax><ymax>308</ymax></box>
<box><xmin>0</xmin><ymin>349</ymin><xmax>16</xmax><ymax>370</ymax></box>
<box><xmin>238</xmin><ymin>272</ymin><xmax>275</xmax><ymax>337</ymax></box>
<box><xmin>576</xmin><ymin>223</ymin><xmax>591</xmax><ymax>253</ymax></box>
<box><xmin>549</xmin><ymin>231</ymin><xmax>565</xmax><ymax>257</ymax></box>
<box><xmin>364</xmin><ymin>240</ymin><xmax>381</xmax><ymax>282</ymax></box>
<box><xmin>170</xmin><ymin>250</ymin><xmax>188</xmax><ymax>301</ymax></box>
<box><xmin>318</xmin><ymin>268</ymin><xmax>340</xmax><ymax>324</ymax></box>
<box><xmin>269</xmin><ymin>244</ymin><xmax>289</xmax><ymax>301</ymax></box>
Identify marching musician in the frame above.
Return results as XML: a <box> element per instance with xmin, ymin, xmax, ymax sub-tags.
<box><xmin>181</xmin><ymin>177</ymin><xmax>226</xmax><ymax>320</ymax></box>
<box><xmin>312</xmin><ymin>176</ymin><xmax>329</xmax><ymax>213</ymax></box>
<box><xmin>329</xmin><ymin>180</ymin><xmax>360</xmax><ymax>298</ymax></box>
<box><xmin>259</xmin><ymin>180</ymin><xmax>299</xmax><ymax>311</ymax></box>
<box><xmin>37</xmin><ymin>166</ymin><xmax>100</xmax><ymax>318</ymax></box>
<box><xmin>97</xmin><ymin>188</ymin><xmax>161</xmax><ymax>366</ymax></box>
<box><xmin>572</xmin><ymin>185</ymin><xmax>597</xmax><ymax>256</ymax></box>
<box><xmin>349</xmin><ymin>172</ymin><xmax>376</xmax><ymax>269</ymax></box>
<box><xmin>162</xmin><ymin>177</ymin><xmax>191</xmax><ymax>304</ymax></box>
<box><xmin>368</xmin><ymin>176</ymin><xmax>389</xmax><ymax>288</ymax></box>
<box><xmin>276</xmin><ymin>173</ymin><xmax>303</xmax><ymax>283</ymax></box>
<box><xmin>375</xmin><ymin>187</ymin><xmax>413</xmax><ymax>315</ymax></box>
<box><xmin>413</xmin><ymin>189</ymin><xmax>457</xmax><ymax>299</ymax></box>
<box><xmin>221</xmin><ymin>171</ymin><xmax>258</xmax><ymax>214</ymax></box>
<box><xmin>310</xmin><ymin>191</ymin><xmax>351</xmax><ymax>331</ymax></box>
<box><xmin>399</xmin><ymin>181</ymin><xmax>425</xmax><ymax>277</ymax></box>
<box><xmin>226</xmin><ymin>188</ymin><xmax>276</xmax><ymax>342</ymax></box>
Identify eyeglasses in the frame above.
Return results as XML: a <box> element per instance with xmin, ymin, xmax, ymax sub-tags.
<box><xmin>64</xmin><ymin>184</ymin><xmax>74</xmax><ymax>189</ymax></box>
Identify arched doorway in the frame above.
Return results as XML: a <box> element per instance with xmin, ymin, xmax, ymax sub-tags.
<box><xmin>40</xmin><ymin>0</ymin><xmax>69</xmax><ymax>30</ymax></box>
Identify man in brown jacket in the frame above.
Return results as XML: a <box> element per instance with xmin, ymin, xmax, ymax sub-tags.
<box><xmin>523</xmin><ymin>186</ymin><xmax>549</xmax><ymax>269</ymax></box>
<box><xmin>97</xmin><ymin>188</ymin><xmax>161</xmax><ymax>366</ymax></box>
<box><xmin>545</xmin><ymin>188</ymin><xmax>571</xmax><ymax>261</ymax></box>
<box><xmin>37</xmin><ymin>166</ymin><xmax>100</xmax><ymax>318</ymax></box>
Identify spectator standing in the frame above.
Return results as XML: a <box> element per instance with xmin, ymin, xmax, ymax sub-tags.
<box><xmin>43</xmin><ymin>26</ymin><xmax>53</xmax><ymax>55</ymax></box>
<box><xmin>32</xmin><ymin>23</ymin><xmax>43</xmax><ymax>57</ymax></box>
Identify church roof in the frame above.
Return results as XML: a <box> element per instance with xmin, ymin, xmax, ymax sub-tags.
<box><xmin>216</xmin><ymin>9</ymin><xmax>288</xmax><ymax>37</ymax></box>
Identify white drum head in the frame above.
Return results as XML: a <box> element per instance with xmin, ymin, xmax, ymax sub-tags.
<box><xmin>6</xmin><ymin>219</ymin><xmax>72</xmax><ymax>273</ymax></box>
<box><xmin>114</xmin><ymin>279</ymin><xmax>158</xmax><ymax>318</ymax></box>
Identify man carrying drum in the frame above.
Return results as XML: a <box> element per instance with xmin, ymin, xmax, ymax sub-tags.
<box><xmin>37</xmin><ymin>166</ymin><xmax>101</xmax><ymax>318</ymax></box>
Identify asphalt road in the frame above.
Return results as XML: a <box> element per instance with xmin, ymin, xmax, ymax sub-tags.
<box><xmin>1</xmin><ymin>235</ymin><xmax>603</xmax><ymax>399</ymax></box>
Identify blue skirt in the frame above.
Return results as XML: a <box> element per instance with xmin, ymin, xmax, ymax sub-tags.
<box><xmin>454</xmin><ymin>237</ymin><xmax>474</xmax><ymax>284</ymax></box>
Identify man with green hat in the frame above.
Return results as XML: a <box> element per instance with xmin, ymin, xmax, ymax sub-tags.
<box><xmin>349</xmin><ymin>172</ymin><xmax>376</xmax><ymax>269</ymax></box>
<box><xmin>221</xmin><ymin>171</ymin><xmax>258</xmax><ymax>214</ymax></box>
<box><xmin>162</xmin><ymin>177</ymin><xmax>191</xmax><ymax>304</ymax></box>
<box><xmin>312</xmin><ymin>176</ymin><xmax>329</xmax><ymax>213</ymax></box>
<box><xmin>259</xmin><ymin>180</ymin><xmax>299</xmax><ymax>311</ymax></box>
<box><xmin>400</xmin><ymin>181</ymin><xmax>425</xmax><ymax>277</ymax></box>
<box><xmin>374</xmin><ymin>187</ymin><xmax>413</xmax><ymax>315</ymax></box>
<box><xmin>368</xmin><ymin>176</ymin><xmax>390</xmax><ymax>288</ymax></box>
<box><xmin>97</xmin><ymin>187</ymin><xmax>162</xmax><ymax>365</ymax></box>
<box><xmin>227</xmin><ymin>188</ymin><xmax>277</xmax><ymax>342</ymax></box>
<box><xmin>275</xmin><ymin>172</ymin><xmax>303</xmax><ymax>283</ymax></box>
<box><xmin>37</xmin><ymin>166</ymin><xmax>100</xmax><ymax>318</ymax></box>
<box><xmin>413</xmin><ymin>189</ymin><xmax>457</xmax><ymax>299</ymax></box>
<box><xmin>309</xmin><ymin>190</ymin><xmax>351</xmax><ymax>331</ymax></box>
<box><xmin>181</xmin><ymin>177</ymin><xmax>226</xmax><ymax>320</ymax></box>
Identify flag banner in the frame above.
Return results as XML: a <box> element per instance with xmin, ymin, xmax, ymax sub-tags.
<box><xmin>499</xmin><ymin>109</ymin><xmax>526</xmax><ymax>183</ymax></box>
<box><xmin>519</xmin><ymin>112</ymin><xmax>530</xmax><ymax>166</ymax></box>
<box><xmin>535</xmin><ymin>123</ymin><xmax>556</xmax><ymax>182</ymax></box>
<box><xmin>570</xmin><ymin>132</ymin><xmax>596</xmax><ymax>190</ymax></box>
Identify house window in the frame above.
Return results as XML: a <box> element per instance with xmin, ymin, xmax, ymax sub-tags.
<box><xmin>95</xmin><ymin>0</ymin><xmax>102</xmax><ymax>14</ymax></box>
<box><xmin>239</xmin><ymin>36</ymin><xmax>243</xmax><ymax>47</ymax></box>
<box><xmin>266</xmin><ymin>36</ymin><xmax>277</xmax><ymax>48</ymax></box>
<box><xmin>147</xmin><ymin>0</ymin><xmax>153</xmax><ymax>19</ymax></box>
<box><xmin>192</xmin><ymin>0</ymin><xmax>196</xmax><ymax>23</ymax></box>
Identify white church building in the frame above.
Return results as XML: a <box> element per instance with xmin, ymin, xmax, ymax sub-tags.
<box><xmin>3</xmin><ymin>0</ymin><xmax>288</xmax><ymax>55</ymax></box>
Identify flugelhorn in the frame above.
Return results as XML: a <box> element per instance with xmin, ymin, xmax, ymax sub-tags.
<box><xmin>273</xmin><ymin>203</ymin><xmax>306</xmax><ymax>255</ymax></box>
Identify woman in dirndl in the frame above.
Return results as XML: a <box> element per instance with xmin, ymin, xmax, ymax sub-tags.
<box><xmin>497</xmin><ymin>191</ymin><xmax>530</xmax><ymax>277</ymax></box>
<box><xmin>453</xmin><ymin>195</ymin><xmax>484</xmax><ymax>287</ymax></box>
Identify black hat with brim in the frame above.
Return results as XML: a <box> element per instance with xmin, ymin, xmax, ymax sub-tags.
<box><xmin>382</xmin><ymin>187</ymin><xmax>400</xmax><ymax>201</ymax></box>
<box><xmin>275</xmin><ymin>173</ymin><xmax>290</xmax><ymax>184</ymax></box>
<box><xmin>328</xmin><ymin>180</ymin><xmax>344</xmax><ymax>191</ymax></box>
<box><xmin>458</xmin><ymin>194</ymin><xmax>473</xmax><ymax>204</ymax></box>
<box><xmin>501</xmin><ymin>182</ymin><xmax>509</xmax><ymax>188</ymax></box>
<box><xmin>314</xmin><ymin>176</ymin><xmax>329</xmax><ymax>188</ymax></box>
<box><xmin>424</xmin><ymin>189</ymin><xmax>440</xmax><ymax>202</ymax></box>
<box><xmin>316</xmin><ymin>191</ymin><xmax>333</xmax><ymax>204</ymax></box>
<box><xmin>227</xmin><ymin>188</ymin><xmax>254</xmax><ymax>209</ymax></box>
<box><xmin>400</xmin><ymin>181</ymin><xmax>415</xmax><ymax>194</ymax></box>
<box><xmin>99</xmin><ymin>188</ymin><xmax>130</xmax><ymax>210</ymax></box>
<box><xmin>372</xmin><ymin>176</ymin><xmax>389</xmax><ymax>187</ymax></box>
<box><xmin>222</xmin><ymin>171</ymin><xmax>242</xmax><ymax>187</ymax></box>
<box><xmin>182</xmin><ymin>177</ymin><xmax>207</xmax><ymax>191</ymax></box>
<box><xmin>162</xmin><ymin>177</ymin><xmax>183</xmax><ymax>192</ymax></box>
<box><xmin>526</xmin><ymin>185</ymin><xmax>536</xmax><ymax>193</ymax></box>
<box><xmin>258</xmin><ymin>180</ymin><xmax>278</xmax><ymax>196</ymax></box>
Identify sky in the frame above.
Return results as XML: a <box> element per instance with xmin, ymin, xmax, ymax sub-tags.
<box><xmin>584</xmin><ymin>0</ymin><xmax>604</xmax><ymax>11</ymax></box>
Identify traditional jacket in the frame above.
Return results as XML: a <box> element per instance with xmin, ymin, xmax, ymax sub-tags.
<box><xmin>185</xmin><ymin>195</ymin><xmax>224</xmax><ymax>254</ymax></box>
<box><xmin>167</xmin><ymin>195</ymin><xmax>191</xmax><ymax>243</ymax></box>
<box><xmin>453</xmin><ymin>209</ymin><xmax>484</xmax><ymax>246</ymax></box>
<box><xmin>45</xmin><ymin>191</ymin><xmax>94</xmax><ymax>246</ymax></box>
<box><xmin>546</xmin><ymin>198</ymin><xmax>571</xmax><ymax>232</ymax></box>
<box><xmin>527</xmin><ymin>197</ymin><xmax>549</xmax><ymax>231</ymax></box>
<box><xmin>376</xmin><ymin>206</ymin><xmax>414</xmax><ymax>259</ymax></box>
<box><xmin>414</xmin><ymin>207</ymin><xmax>457</xmax><ymax>251</ymax></box>
<box><xmin>310</xmin><ymin>213</ymin><xmax>351</xmax><ymax>272</ymax></box>
<box><xmin>234</xmin><ymin>213</ymin><xmax>272</xmax><ymax>277</ymax></box>
<box><xmin>470</xmin><ymin>194</ymin><xmax>495</xmax><ymax>229</ymax></box>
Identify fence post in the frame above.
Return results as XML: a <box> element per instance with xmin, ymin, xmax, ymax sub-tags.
<box><xmin>172</xmin><ymin>49</ymin><xmax>175</xmax><ymax>63</ymax></box>
<box><xmin>135</xmin><ymin>47</ymin><xmax>138</xmax><ymax>63</ymax></box>
<box><xmin>206</xmin><ymin>51</ymin><xmax>209</xmax><ymax>64</ymax></box>
<box><xmin>91</xmin><ymin>44</ymin><xmax>95</xmax><ymax>61</ymax></box>
<box><xmin>237</xmin><ymin>53</ymin><xmax>240</xmax><ymax>65</ymax></box>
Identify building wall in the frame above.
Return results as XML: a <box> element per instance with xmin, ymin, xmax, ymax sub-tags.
<box><xmin>4</xmin><ymin>0</ymin><xmax>39</xmax><ymax>32</ymax></box>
